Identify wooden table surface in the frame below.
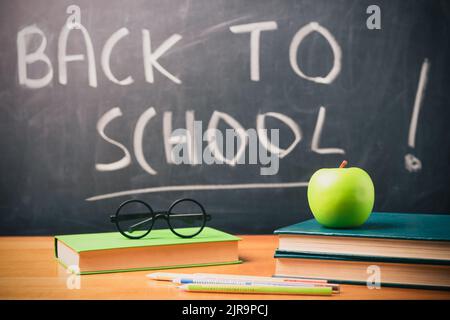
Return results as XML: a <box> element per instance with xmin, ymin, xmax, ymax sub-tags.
<box><xmin>0</xmin><ymin>235</ymin><xmax>449</xmax><ymax>300</ymax></box>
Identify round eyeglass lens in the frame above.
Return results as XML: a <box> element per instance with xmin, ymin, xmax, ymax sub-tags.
<box><xmin>116</xmin><ymin>200</ymin><xmax>154</xmax><ymax>239</ymax></box>
<box><xmin>168</xmin><ymin>199</ymin><xmax>206</xmax><ymax>237</ymax></box>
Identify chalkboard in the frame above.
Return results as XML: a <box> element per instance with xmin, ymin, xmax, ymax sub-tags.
<box><xmin>1</xmin><ymin>0</ymin><xmax>449</xmax><ymax>235</ymax></box>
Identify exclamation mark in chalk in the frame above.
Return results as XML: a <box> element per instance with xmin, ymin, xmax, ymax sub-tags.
<box><xmin>404</xmin><ymin>59</ymin><xmax>430</xmax><ymax>172</ymax></box>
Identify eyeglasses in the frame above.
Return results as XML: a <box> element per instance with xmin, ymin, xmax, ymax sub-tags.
<box><xmin>110</xmin><ymin>198</ymin><xmax>211</xmax><ymax>239</ymax></box>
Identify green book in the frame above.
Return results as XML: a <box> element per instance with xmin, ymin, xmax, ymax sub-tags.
<box><xmin>55</xmin><ymin>227</ymin><xmax>241</xmax><ymax>275</ymax></box>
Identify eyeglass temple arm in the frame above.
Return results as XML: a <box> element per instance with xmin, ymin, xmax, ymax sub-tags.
<box><xmin>128</xmin><ymin>213</ymin><xmax>211</xmax><ymax>232</ymax></box>
<box><xmin>126</xmin><ymin>212</ymin><xmax>169</xmax><ymax>232</ymax></box>
<box><xmin>110</xmin><ymin>212</ymin><xmax>152</xmax><ymax>223</ymax></box>
<box><xmin>129</xmin><ymin>215</ymin><xmax>167</xmax><ymax>232</ymax></box>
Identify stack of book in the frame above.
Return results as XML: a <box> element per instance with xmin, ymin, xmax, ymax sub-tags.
<box><xmin>55</xmin><ymin>227</ymin><xmax>241</xmax><ymax>274</ymax></box>
<box><xmin>274</xmin><ymin>212</ymin><xmax>450</xmax><ymax>289</ymax></box>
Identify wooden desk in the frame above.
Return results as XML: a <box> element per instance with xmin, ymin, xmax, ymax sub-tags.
<box><xmin>0</xmin><ymin>236</ymin><xmax>448</xmax><ymax>300</ymax></box>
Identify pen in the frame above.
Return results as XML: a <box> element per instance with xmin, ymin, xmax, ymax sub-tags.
<box><xmin>147</xmin><ymin>272</ymin><xmax>328</xmax><ymax>284</ymax></box>
<box><xmin>147</xmin><ymin>272</ymin><xmax>194</xmax><ymax>281</ymax></box>
<box><xmin>195</xmin><ymin>273</ymin><xmax>328</xmax><ymax>283</ymax></box>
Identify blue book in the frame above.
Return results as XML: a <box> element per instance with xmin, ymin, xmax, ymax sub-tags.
<box><xmin>274</xmin><ymin>250</ymin><xmax>450</xmax><ymax>290</ymax></box>
<box><xmin>273</xmin><ymin>212</ymin><xmax>450</xmax><ymax>289</ymax></box>
<box><xmin>274</xmin><ymin>212</ymin><xmax>450</xmax><ymax>262</ymax></box>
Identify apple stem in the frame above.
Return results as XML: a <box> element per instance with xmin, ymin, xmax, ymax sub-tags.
<box><xmin>339</xmin><ymin>160</ymin><xmax>348</xmax><ymax>168</ymax></box>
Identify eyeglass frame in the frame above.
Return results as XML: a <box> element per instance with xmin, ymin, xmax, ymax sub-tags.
<box><xmin>110</xmin><ymin>198</ymin><xmax>211</xmax><ymax>239</ymax></box>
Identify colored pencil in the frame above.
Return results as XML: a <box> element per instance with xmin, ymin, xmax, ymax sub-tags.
<box><xmin>173</xmin><ymin>277</ymin><xmax>340</xmax><ymax>292</ymax></box>
<box><xmin>178</xmin><ymin>283</ymin><xmax>333</xmax><ymax>295</ymax></box>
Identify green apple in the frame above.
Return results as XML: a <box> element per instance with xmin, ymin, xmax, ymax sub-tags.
<box><xmin>307</xmin><ymin>160</ymin><xmax>375</xmax><ymax>228</ymax></box>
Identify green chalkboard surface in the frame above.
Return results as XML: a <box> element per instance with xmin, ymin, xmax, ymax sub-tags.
<box><xmin>0</xmin><ymin>0</ymin><xmax>449</xmax><ymax>235</ymax></box>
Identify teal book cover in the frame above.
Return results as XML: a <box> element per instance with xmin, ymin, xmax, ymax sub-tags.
<box><xmin>274</xmin><ymin>212</ymin><xmax>450</xmax><ymax>241</ymax></box>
